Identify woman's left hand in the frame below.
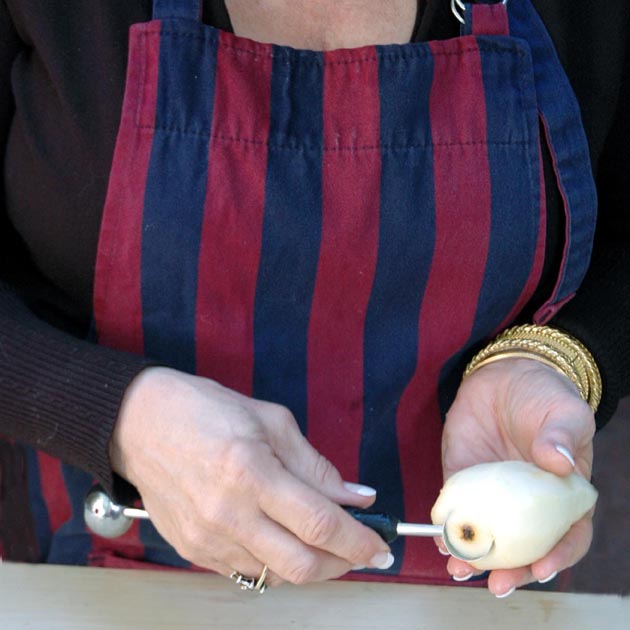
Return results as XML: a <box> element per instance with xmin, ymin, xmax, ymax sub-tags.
<box><xmin>440</xmin><ymin>357</ymin><xmax>597</xmax><ymax>597</ymax></box>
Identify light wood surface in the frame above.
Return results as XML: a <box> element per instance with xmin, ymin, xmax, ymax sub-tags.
<box><xmin>0</xmin><ymin>562</ymin><xmax>627</xmax><ymax>629</ymax></box>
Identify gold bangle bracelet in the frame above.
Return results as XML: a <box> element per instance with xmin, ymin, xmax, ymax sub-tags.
<box><xmin>464</xmin><ymin>325</ymin><xmax>602</xmax><ymax>412</ymax></box>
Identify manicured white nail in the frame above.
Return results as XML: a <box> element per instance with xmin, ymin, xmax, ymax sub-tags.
<box><xmin>555</xmin><ymin>444</ymin><xmax>575</xmax><ymax>468</ymax></box>
<box><xmin>369</xmin><ymin>552</ymin><xmax>395</xmax><ymax>570</ymax></box>
<box><xmin>352</xmin><ymin>565</ymin><xmax>366</xmax><ymax>571</ymax></box>
<box><xmin>438</xmin><ymin>546</ymin><xmax>451</xmax><ymax>556</ymax></box>
<box><xmin>453</xmin><ymin>572</ymin><xmax>474</xmax><ymax>582</ymax></box>
<box><xmin>538</xmin><ymin>570</ymin><xmax>558</xmax><ymax>584</ymax></box>
<box><xmin>344</xmin><ymin>482</ymin><xmax>377</xmax><ymax>497</ymax></box>
<box><xmin>495</xmin><ymin>586</ymin><xmax>516</xmax><ymax>599</ymax></box>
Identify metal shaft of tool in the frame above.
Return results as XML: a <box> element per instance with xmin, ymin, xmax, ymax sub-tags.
<box><xmin>115</xmin><ymin>508</ymin><xmax>441</xmax><ymax>536</ymax></box>
<box><xmin>396</xmin><ymin>522</ymin><xmax>443</xmax><ymax>537</ymax></box>
<box><xmin>123</xmin><ymin>507</ymin><xmax>150</xmax><ymax>520</ymax></box>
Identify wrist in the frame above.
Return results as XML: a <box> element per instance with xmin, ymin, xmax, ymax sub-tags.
<box><xmin>464</xmin><ymin>325</ymin><xmax>602</xmax><ymax>412</ymax></box>
<box><xmin>109</xmin><ymin>366</ymin><xmax>174</xmax><ymax>483</ymax></box>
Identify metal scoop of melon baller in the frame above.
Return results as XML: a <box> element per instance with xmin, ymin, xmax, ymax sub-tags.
<box><xmin>84</xmin><ymin>485</ymin><xmax>150</xmax><ymax>539</ymax></box>
<box><xmin>84</xmin><ymin>487</ymin><xmax>493</xmax><ymax>563</ymax></box>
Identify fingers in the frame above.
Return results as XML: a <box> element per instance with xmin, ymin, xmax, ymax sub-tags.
<box><xmin>257</xmin><ymin>457</ymin><xmax>392</xmax><ymax>575</ymax></box>
<box><xmin>182</xmin><ymin>432</ymin><xmax>390</xmax><ymax>584</ymax></box>
<box><xmin>531</xmin><ymin>411</ymin><xmax>595</xmax><ymax>477</ymax></box>
<box><xmin>444</xmin><ymin>515</ymin><xmax>594</xmax><ymax>596</ymax></box>
<box><xmin>530</xmin><ymin>514</ymin><xmax>593</xmax><ymax>583</ymax></box>
<box><xmin>243</xmin><ymin>513</ymin><xmax>364</xmax><ymax>584</ymax></box>
<box><xmin>487</xmin><ymin>516</ymin><xmax>591</xmax><ymax>596</ymax></box>
<box><xmin>174</xmin><ymin>532</ymin><xmax>285</xmax><ymax>588</ymax></box>
<box><xmin>120</xmin><ymin>371</ymin><xmax>387</xmax><ymax>586</ymax></box>
<box><xmin>259</xmin><ymin>403</ymin><xmax>377</xmax><ymax>508</ymax></box>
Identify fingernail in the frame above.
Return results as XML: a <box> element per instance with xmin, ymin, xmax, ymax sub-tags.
<box><xmin>438</xmin><ymin>547</ymin><xmax>451</xmax><ymax>556</ymax></box>
<box><xmin>352</xmin><ymin>565</ymin><xmax>366</xmax><ymax>571</ymax></box>
<box><xmin>453</xmin><ymin>572</ymin><xmax>474</xmax><ymax>582</ymax></box>
<box><xmin>344</xmin><ymin>482</ymin><xmax>377</xmax><ymax>497</ymax></box>
<box><xmin>495</xmin><ymin>586</ymin><xmax>516</xmax><ymax>599</ymax></box>
<box><xmin>538</xmin><ymin>570</ymin><xmax>558</xmax><ymax>584</ymax></box>
<box><xmin>555</xmin><ymin>444</ymin><xmax>575</xmax><ymax>468</ymax></box>
<box><xmin>369</xmin><ymin>552</ymin><xmax>395</xmax><ymax>570</ymax></box>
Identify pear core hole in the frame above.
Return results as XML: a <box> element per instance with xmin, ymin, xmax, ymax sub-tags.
<box><xmin>461</xmin><ymin>524</ymin><xmax>475</xmax><ymax>542</ymax></box>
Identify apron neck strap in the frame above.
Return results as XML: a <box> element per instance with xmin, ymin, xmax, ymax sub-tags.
<box><xmin>461</xmin><ymin>1</ymin><xmax>510</xmax><ymax>36</ymax></box>
<box><xmin>152</xmin><ymin>0</ymin><xmax>203</xmax><ymax>21</ymax></box>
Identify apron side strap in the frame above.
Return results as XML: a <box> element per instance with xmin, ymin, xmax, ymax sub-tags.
<box><xmin>461</xmin><ymin>2</ymin><xmax>510</xmax><ymax>37</ymax></box>
<box><xmin>152</xmin><ymin>0</ymin><xmax>203</xmax><ymax>21</ymax></box>
<box><xmin>508</xmin><ymin>0</ymin><xmax>598</xmax><ymax>320</ymax></box>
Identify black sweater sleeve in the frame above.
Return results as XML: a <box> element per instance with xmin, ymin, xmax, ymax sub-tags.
<box><xmin>550</xmin><ymin>12</ymin><xmax>630</xmax><ymax>428</ymax></box>
<box><xmin>0</xmin><ymin>283</ymin><xmax>152</xmax><ymax>493</ymax></box>
<box><xmin>0</xmin><ymin>3</ymin><xmax>152</xmax><ymax>495</ymax></box>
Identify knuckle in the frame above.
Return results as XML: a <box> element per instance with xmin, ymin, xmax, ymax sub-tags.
<box><xmin>312</xmin><ymin>453</ymin><xmax>342</xmax><ymax>487</ymax></box>
<box><xmin>347</xmin><ymin>536</ymin><xmax>378</xmax><ymax>566</ymax></box>
<box><xmin>218</xmin><ymin>440</ymin><xmax>260</xmax><ymax>490</ymax></box>
<box><xmin>266</xmin><ymin>403</ymin><xmax>298</xmax><ymax>432</ymax></box>
<box><xmin>301</xmin><ymin>505</ymin><xmax>338</xmax><ymax>548</ymax></box>
<box><xmin>180</xmin><ymin>519</ymin><xmax>210</xmax><ymax>552</ymax></box>
<box><xmin>197</xmin><ymin>500</ymin><xmax>232</xmax><ymax>535</ymax></box>
<box><xmin>285</xmin><ymin>554</ymin><xmax>319</xmax><ymax>585</ymax></box>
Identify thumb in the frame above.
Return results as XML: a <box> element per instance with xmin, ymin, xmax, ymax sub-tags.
<box><xmin>264</xmin><ymin>409</ymin><xmax>377</xmax><ymax>507</ymax></box>
<box><xmin>530</xmin><ymin>412</ymin><xmax>595</xmax><ymax>477</ymax></box>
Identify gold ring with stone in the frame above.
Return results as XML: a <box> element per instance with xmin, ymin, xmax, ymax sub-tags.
<box><xmin>229</xmin><ymin>565</ymin><xmax>269</xmax><ymax>593</ymax></box>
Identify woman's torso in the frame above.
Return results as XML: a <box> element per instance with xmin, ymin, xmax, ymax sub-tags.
<box><xmin>3</xmin><ymin>0</ymin><xmax>627</xmax><ymax>333</ymax></box>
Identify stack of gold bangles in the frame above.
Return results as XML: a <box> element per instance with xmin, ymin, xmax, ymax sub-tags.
<box><xmin>463</xmin><ymin>324</ymin><xmax>602</xmax><ymax>413</ymax></box>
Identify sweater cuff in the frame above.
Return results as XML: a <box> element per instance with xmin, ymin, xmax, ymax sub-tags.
<box><xmin>0</xmin><ymin>286</ymin><xmax>153</xmax><ymax>497</ymax></box>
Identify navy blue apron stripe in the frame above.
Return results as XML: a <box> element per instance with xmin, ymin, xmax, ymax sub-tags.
<box><xmin>143</xmin><ymin>548</ymin><xmax>191</xmax><ymax>568</ymax></box>
<box><xmin>494</xmin><ymin>139</ymin><xmax>548</xmax><ymax>330</ymax></box>
<box><xmin>23</xmin><ymin>446</ymin><xmax>51</xmax><ymax>561</ymax></box>
<box><xmin>152</xmin><ymin>0</ymin><xmax>202</xmax><ymax>21</ymax></box>
<box><xmin>467</xmin><ymin>40</ymin><xmax>542</xmax><ymax>344</ymax></box>
<box><xmin>46</xmin><ymin>464</ymin><xmax>94</xmax><ymax>565</ymax></box>
<box><xmin>508</xmin><ymin>1</ymin><xmax>597</xmax><ymax>312</ymax></box>
<box><xmin>252</xmin><ymin>48</ymin><xmax>325</xmax><ymax>434</ymax></box>
<box><xmin>140</xmin><ymin>523</ymin><xmax>191</xmax><ymax>568</ymax></box>
<box><xmin>357</xmin><ymin>44</ymin><xmax>438</xmax><ymax>576</ymax></box>
<box><xmin>140</xmin><ymin>25</ymin><xmax>219</xmax><ymax>372</ymax></box>
<box><xmin>138</xmin><ymin>24</ymin><xmax>219</xmax><ymax>558</ymax></box>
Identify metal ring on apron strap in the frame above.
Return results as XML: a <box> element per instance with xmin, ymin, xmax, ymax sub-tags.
<box><xmin>451</xmin><ymin>0</ymin><xmax>466</xmax><ymax>25</ymax></box>
<box><xmin>451</xmin><ymin>1</ymin><xmax>509</xmax><ymax>25</ymax></box>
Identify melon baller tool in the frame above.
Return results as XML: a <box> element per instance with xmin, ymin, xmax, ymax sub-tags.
<box><xmin>83</xmin><ymin>486</ymin><xmax>491</xmax><ymax>563</ymax></box>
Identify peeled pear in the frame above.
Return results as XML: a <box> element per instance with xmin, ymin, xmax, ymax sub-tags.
<box><xmin>431</xmin><ymin>461</ymin><xmax>598</xmax><ymax>570</ymax></box>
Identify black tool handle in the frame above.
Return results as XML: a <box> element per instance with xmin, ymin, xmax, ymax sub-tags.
<box><xmin>344</xmin><ymin>507</ymin><xmax>400</xmax><ymax>544</ymax></box>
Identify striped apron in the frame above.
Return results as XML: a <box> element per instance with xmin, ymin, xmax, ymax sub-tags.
<box><xmin>23</xmin><ymin>0</ymin><xmax>596</xmax><ymax>585</ymax></box>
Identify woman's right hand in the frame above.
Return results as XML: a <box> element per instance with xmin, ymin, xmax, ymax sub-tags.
<box><xmin>109</xmin><ymin>367</ymin><xmax>392</xmax><ymax>586</ymax></box>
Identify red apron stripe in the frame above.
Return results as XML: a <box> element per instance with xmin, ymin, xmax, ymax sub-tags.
<box><xmin>472</xmin><ymin>4</ymin><xmax>510</xmax><ymax>36</ymax></box>
<box><xmin>93</xmin><ymin>22</ymin><xmax>161</xmax><ymax>354</ymax></box>
<box><xmin>306</xmin><ymin>49</ymin><xmax>381</xmax><ymax>480</ymax></box>
<box><xmin>398</xmin><ymin>39</ymin><xmax>492</xmax><ymax>577</ymax></box>
<box><xmin>36</xmin><ymin>453</ymin><xmax>71</xmax><ymax>534</ymax></box>
<box><xmin>195</xmin><ymin>32</ymin><xmax>273</xmax><ymax>394</ymax></box>
<box><xmin>91</xmin><ymin>21</ymin><xmax>163</xmax><ymax>564</ymax></box>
